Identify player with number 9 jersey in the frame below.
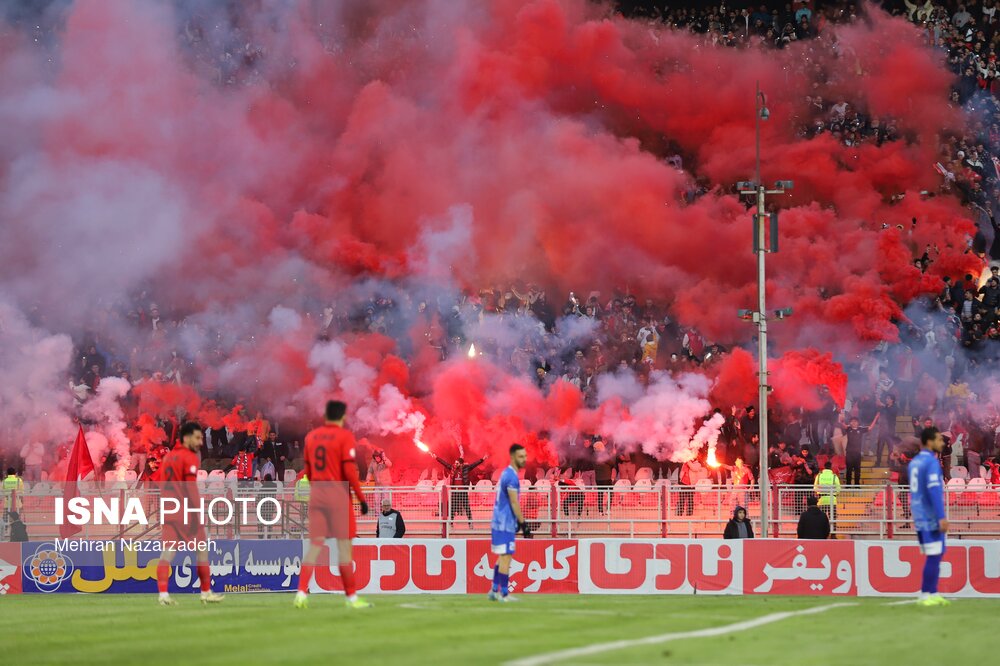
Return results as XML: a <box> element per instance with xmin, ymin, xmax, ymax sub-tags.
<box><xmin>295</xmin><ymin>401</ymin><xmax>372</xmax><ymax>609</ymax></box>
<box><xmin>303</xmin><ymin>419</ymin><xmax>367</xmax><ymax>540</ymax></box>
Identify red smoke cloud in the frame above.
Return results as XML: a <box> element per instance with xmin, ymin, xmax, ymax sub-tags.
<box><xmin>0</xmin><ymin>0</ymin><xmax>984</xmax><ymax>464</ymax></box>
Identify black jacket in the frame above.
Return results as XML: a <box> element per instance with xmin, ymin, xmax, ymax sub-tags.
<box><xmin>434</xmin><ymin>456</ymin><xmax>487</xmax><ymax>485</ymax></box>
<box><xmin>274</xmin><ymin>441</ymin><xmax>290</xmax><ymax>460</ymax></box>
<box><xmin>257</xmin><ymin>440</ymin><xmax>275</xmax><ymax>462</ymax></box>
<box><xmin>797</xmin><ymin>506</ymin><xmax>831</xmax><ymax>539</ymax></box>
<box><xmin>9</xmin><ymin>519</ymin><xmax>28</xmax><ymax>542</ymax></box>
<box><xmin>723</xmin><ymin>507</ymin><xmax>755</xmax><ymax>539</ymax></box>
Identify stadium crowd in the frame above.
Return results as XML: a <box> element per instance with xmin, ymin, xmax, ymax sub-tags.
<box><xmin>6</xmin><ymin>0</ymin><xmax>1000</xmax><ymax>494</ymax></box>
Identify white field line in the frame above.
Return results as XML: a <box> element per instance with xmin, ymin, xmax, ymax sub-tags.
<box><xmin>504</xmin><ymin>602</ymin><xmax>857</xmax><ymax>666</ymax></box>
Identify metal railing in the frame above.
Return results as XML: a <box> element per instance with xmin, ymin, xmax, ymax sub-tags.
<box><xmin>5</xmin><ymin>481</ymin><xmax>1000</xmax><ymax>541</ymax></box>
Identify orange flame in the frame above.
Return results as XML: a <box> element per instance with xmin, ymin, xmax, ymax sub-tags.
<box><xmin>414</xmin><ymin>438</ymin><xmax>430</xmax><ymax>453</ymax></box>
<box><xmin>468</xmin><ymin>343</ymin><xmax>477</xmax><ymax>358</ymax></box>
<box><xmin>707</xmin><ymin>446</ymin><xmax>720</xmax><ymax>468</ymax></box>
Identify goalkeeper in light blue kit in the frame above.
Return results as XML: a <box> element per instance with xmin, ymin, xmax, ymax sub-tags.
<box><xmin>488</xmin><ymin>443</ymin><xmax>529</xmax><ymax>602</ymax></box>
<box><xmin>910</xmin><ymin>426</ymin><xmax>951</xmax><ymax>607</ymax></box>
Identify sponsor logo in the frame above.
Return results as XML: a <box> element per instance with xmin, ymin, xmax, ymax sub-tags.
<box><xmin>24</xmin><ymin>543</ymin><xmax>74</xmax><ymax>592</ymax></box>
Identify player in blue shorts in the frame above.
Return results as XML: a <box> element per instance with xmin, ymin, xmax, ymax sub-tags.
<box><xmin>488</xmin><ymin>443</ymin><xmax>528</xmax><ymax>602</ymax></box>
<box><xmin>910</xmin><ymin>426</ymin><xmax>950</xmax><ymax>607</ymax></box>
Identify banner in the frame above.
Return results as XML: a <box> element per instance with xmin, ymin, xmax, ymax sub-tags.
<box><xmin>20</xmin><ymin>540</ymin><xmax>301</xmax><ymax>594</ymax></box>
<box><xmin>309</xmin><ymin>540</ymin><xmax>466</xmax><ymax>594</ymax></box>
<box><xmin>10</xmin><ymin>538</ymin><xmax>1000</xmax><ymax>596</ymax></box>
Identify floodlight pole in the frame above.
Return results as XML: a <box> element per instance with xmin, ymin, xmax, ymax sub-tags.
<box><xmin>738</xmin><ymin>81</ymin><xmax>793</xmax><ymax>539</ymax></box>
<box><xmin>754</xmin><ymin>80</ymin><xmax>770</xmax><ymax>537</ymax></box>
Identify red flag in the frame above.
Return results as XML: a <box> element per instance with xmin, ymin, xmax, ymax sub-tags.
<box><xmin>60</xmin><ymin>425</ymin><xmax>96</xmax><ymax>539</ymax></box>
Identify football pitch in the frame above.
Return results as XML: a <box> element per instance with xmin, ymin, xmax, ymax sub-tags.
<box><xmin>4</xmin><ymin>593</ymin><xmax>995</xmax><ymax>665</ymax></box>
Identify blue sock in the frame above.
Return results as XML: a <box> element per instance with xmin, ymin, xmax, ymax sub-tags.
<box><xmin>498</xmin><ymin>572</ymin><xmax>510</xmax><ymax>596</ymax></box>
<box><xmin>922</xmin><ymin>554</ymin><xmax>942</xmax><ymax>594</ymax></box>
<box><xmin>491</xmin><ymin>565</ymin><xmax>500</xmax><ymax>592</ymax></box>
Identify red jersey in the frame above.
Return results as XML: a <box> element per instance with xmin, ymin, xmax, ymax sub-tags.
<box><xmin>155</xmin><ymin>444</ymin><xmax>201</xmax><ymax>502</ymax></box>
<box><xmin>304</xmin><ymin>424</ymin><xmax>366</xmax><ymax>501</ymax></box>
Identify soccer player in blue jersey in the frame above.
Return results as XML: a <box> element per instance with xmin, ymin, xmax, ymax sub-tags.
<box><xmin>488</xmin><ymin>443</ymin><xmax>528</xmax><ymax>602</ymax></box>
<box><xmin>910</xmin><ymin>426</ymin><xmax>951</xmax><ymax>607</ymax></box>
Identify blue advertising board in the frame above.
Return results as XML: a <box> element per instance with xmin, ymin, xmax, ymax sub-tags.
<box><xmin>21</xmin><ymin>539</ymin><xmax>303</xmax><ymax>594</ymax></box>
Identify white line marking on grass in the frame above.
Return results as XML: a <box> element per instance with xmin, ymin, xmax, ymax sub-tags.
<box><xmin>504</xmin><ymin>602</ymin><xmax>857</xmax><ymax>666</ymax></box>
<box><xmin>884</xmin><ymin>599</ymin><xmax>919</xmax><ymax>606</ymax></box>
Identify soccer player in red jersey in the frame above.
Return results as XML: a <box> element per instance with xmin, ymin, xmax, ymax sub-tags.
<box><xmin>155</xmin><ymin>422</ymin><xmax>223</xmax><ymax>606</ymax></box>
<box><xmin>294</xmin><ymin>400</ymin><xmax>371</xmax><ymax>609</ymax></box>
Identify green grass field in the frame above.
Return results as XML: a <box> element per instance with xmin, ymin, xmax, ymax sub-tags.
<box><xmin>3</xmin><ymin>593</ymin><xmax>995</xmax><ymax>665</ymax></box>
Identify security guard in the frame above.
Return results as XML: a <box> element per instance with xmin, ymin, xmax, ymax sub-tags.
<box><xmin>813</xmin><ymin>461</ymin><xmax>841</xmax><ymax>519</ymax></box>
<box><xmin>294</xmin><ymin>472</ymin><xmax>310</xmax><ymax>503</ymax></box>
<box><xmin>2</xmin><ymin>467</ymin><xmax>25</xmax><ymax>515</ymax></box>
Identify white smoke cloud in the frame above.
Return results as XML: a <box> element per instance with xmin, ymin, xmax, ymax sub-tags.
<box><xmin>80</xmin><ymin>376</ymin><xmax>132</xmax><ymax>471</ymax></box>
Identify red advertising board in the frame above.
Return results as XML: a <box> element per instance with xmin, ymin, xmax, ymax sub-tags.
<box><xmin>202</xmin><ymin>538</ymin><xmax>1000</xmax><ymax>598</ymax></box>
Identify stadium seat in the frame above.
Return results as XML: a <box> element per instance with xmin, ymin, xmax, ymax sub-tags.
<box><xmin>520</xmin><ymin>480</ymin><xmax>532</xmax><ymax>491</ymax></box>
<box><xmin>475</xmin><ymin>479</ymin><xmax>493</xmax><ymax>491</ymax></box>
<box><xmin>946</xmin><ymin>477</ymin><xmax>966</xmax><ymax>490</ymax></box>
<box><xmin>633</xmin><ymin>478</ymin><xmax>653</xmax><ymax>489</ymax></box>
<box><xmin>958</xmin><ymin>477</ymin><xmax>985</xmax><ymax>511</ymax></box>
<box><xmin>283</xmin><ymin>470</ymin><xmax>296</xmax><ymax>485</ymax></box>
<box><xmin>197</xmin><ymin>469</ymin><xmax>208</xmax><ymax>482</ymax></box>
<box><xmin>125</xmin><ymin>470</ymin><xmax>137</xmax><ymax>484</ymax></box>
<box><xmin>947</xmin><ymin>477</ymin><xmax>966</xmax><ymax>507</ymax></box>
<box><xmin>225</xmin><ymin>470</ymin><xmax>238</xmax><ymax>483</ymax></box>
<box><xmin>534</xmin><ymin>479</ymin><xmax>551</xmax><ymax>492</ymax></box>
<box><xmin>967</xmin><ymin>477</ymin><xmax>987</xmax><ymax>491</ymax></box>
<box><xmin>635</xmin><ymin>467</ymin><xmax>654</xmax><ymax>481</ymax></box>
<box><xmin>952</xmin><ymin>466</ymin><xmax>969</xmax><ymax>481</ymax></box>
<box><xmin>209</xmin><ymin>469</ymin><xmax>225</xmax><ymax>481</ymax></box>
<box><xmin>415</xmin><ymin>479</ymin><xmax>433</xmax><ymax>491</ymax></box>
<box><xmin>613</xmin><ymin>479</ymin><xmax>632</xmax><ymax>491</ymax></box>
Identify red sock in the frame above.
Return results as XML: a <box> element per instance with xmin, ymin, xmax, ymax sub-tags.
<box><xmin>198</xmin><ymin>564</ymin><xmax>211</xmax><ymax>593</ymax></box>
<box><xmin>298</xmin><ymin>564</ymin><xmax>314</xmax><ymax>593</ymax></box>
<box><xmin>157</xmin><ymin>560</ymin><xmax>170</xmax><ymax>594</ymax></box>
<box><xmin>338</xmin><ymin>563</ymin><xmax>356</xmax><ymax>597</ymax></box>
